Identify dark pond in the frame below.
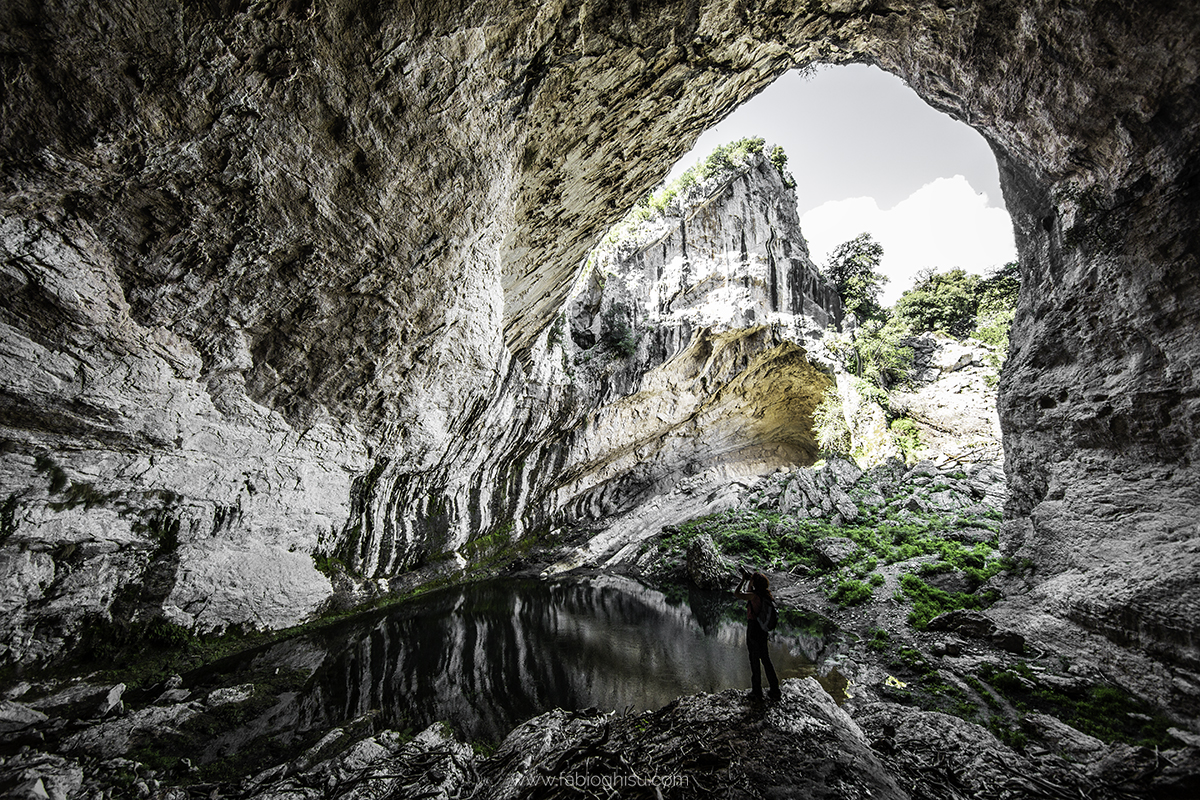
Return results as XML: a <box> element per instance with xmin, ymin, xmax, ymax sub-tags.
<box><xmin>190</xmin><ymin>575</ymin><xmax>843</xmax><ymax>753</ymax></box>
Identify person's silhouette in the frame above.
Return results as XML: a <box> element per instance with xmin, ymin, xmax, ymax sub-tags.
<box><xmin>734</xmin><ymin>568</ymin><xmax>781</xmax><ymax>702</ymax></box>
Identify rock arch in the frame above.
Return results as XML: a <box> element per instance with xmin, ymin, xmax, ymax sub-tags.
<box><xmin>1</xmin><ymin>1</ymin><xmax>1197</xmax><ymax>712</ymax></box>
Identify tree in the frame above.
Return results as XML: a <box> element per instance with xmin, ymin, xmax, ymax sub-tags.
<box><xmin>812</xmin><ymin>387</ymin><xmax>852</xmax><ymax>458</ymax></box>
<box><xmin>976</xmin><ymin>260</ymin><xmax>1020</xmax><ymax>314</ymax></box>
<box><xmin>823</xmin><ymin>233</ymin><xmax>888</xmax><ymax>322</ymax></box>
<box><xmin>973</xmin><ymin>261</ymin><xmax>1021</xmax><ymax>371</ymax></box>
<box><xmin>847</xmin><ymin>317</ymin><xmax>913</xmax><ymax>390</ymax></box>
<box><xmin>892</xmin><ymin>268</ymin><xmax>981</xmax><ymax>337</ymax></box>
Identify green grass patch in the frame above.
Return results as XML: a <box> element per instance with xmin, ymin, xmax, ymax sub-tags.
<box><xmin>899</xmin><ymin>573</ymin><xmax>998</xmax><ymax>629</ymax></box>
<box><xmin>831</xmin><ymin>578</ymin><xmax>873</xmax><ymax>607</ymax></box>
<box><xmin>866</xmin><ymin>626</ymin><xmax>890</xmax><ymax>652</ymax></box>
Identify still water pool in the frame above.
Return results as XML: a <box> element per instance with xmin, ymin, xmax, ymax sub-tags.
<box><xmin>194</xmin><ymin>574</ymin><xmax>842</xmax><ymax>745</ymax></box>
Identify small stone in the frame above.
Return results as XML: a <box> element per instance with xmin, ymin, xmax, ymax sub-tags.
<box><xmin>154</xmin><ymin>688</ymin><xmax>191</xmax><ymax>705</ymax></box>
<box><xmin>96</xmin><ymin>684</ymin><xmax>125</xmax><ymax>718</ymax></box>
<box><xmin>931</xmin><ymin>638</ymin><xmax>964</xmax><ymax>657</ymax></box>
<box><xmin>207</xmin><ymin>684</ymin><xmax>255</xmax><ymax>707</ymax></box>
<box><xmin>11</xmin><ymin>778</ymin><xmax>49</xmax><ymax>800</ymax></box>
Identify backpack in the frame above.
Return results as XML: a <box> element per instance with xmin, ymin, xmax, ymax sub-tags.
<box><xmin>756</xmin><ymin>594</ymin><xmax>778</xmax><ymax>632</ymax></box>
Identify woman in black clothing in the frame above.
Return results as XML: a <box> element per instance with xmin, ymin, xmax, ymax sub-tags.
<box><xmin>734</xmin><ymin>568</ymin><xmax>781</xmax><ymax>701</ymax></box>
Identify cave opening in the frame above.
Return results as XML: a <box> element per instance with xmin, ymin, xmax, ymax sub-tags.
<box><xmin>561</xmin><ymin>60</ymin><xmax>1019</xmax><ymax>550</ymax></box>
<box><xmin>1</xmin><ymin>3</ymin><xmax>1198</xmax><ymax>792</ymax></box>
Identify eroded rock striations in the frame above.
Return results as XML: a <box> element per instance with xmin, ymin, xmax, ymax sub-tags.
<box><xmin>0</xmin><ymin>0</ymin><xmax>1198</xmax><ymax>719</ymax></box>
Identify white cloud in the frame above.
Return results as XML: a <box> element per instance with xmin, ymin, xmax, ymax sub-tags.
<box><xmin>800</xmin><ymin>175</ymin><xmax>1017</xmax><ymax>305</ymax></box>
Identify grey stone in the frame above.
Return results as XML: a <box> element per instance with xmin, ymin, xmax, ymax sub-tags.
<box><xmin>925</xmin><ymin>609</ymin><xmax>997</xmax><ymax>638</ymax></box>
<box><xmin>814</xmin><ymin>537</ymin><xmax>860</xmax><ymax>569</ymax></box>
<box><xmin>686</xmin><ymin>534</ymin><xmax>734</xmax><ymax>590</ymax></box>
<box><xmin>924</xmin><ymin>570</ymin><xmax>974</xmax><ymax>596</ymax></box>
<box><xmin>0</xmin><ymin>700</ymin><xmax>49</xmax><ymax>733</ymax></box>
<box><xmin>97</xmin><ymin>684</ymin><xmax>125</xmax><ymax>718</ymax></box>
<box><xmin>1023</xmin><ymin>713</ymin><xmax>1106</xmax><ymax>761</ymax></box>
<box><xmin>990</xmin><ymin>629</ymin><xmax>1026</xmax><ymax>654</ymax></box>
<box><xmin>0</xmin><ymin>751</ymin><xmax>83</xmax><ymax>800</ymax></box>
<box><xmin>207</xmin><ymin>684</ymin><xmax>255</xmax><ymax>707</ymax></box>
<box><xmin>154</xmin><ymin>689</ymin><xmax>191</xmax><ymax>705</ymax></box>
<box><xmin>823</xmin><ymin>458</ymin><xmax>864</xmax><ymax>488</ymax></box>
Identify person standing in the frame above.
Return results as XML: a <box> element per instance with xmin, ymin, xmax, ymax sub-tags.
<box><xmin>735</xmin><ymin>567</ymin><xmax>781</xmax><ymax>702</ymax></box>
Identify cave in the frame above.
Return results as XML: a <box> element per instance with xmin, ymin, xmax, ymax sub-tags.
<box><xmin>1</xmin><ymin>0</ymin><xmax>1198</xmax><ymax>792</ymax></box>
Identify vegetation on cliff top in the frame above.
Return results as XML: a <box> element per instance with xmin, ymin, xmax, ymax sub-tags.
<box><xmin>593</xmin><ymin>137</ymin><xmax>796</xmax><ymax>256</ymax></box>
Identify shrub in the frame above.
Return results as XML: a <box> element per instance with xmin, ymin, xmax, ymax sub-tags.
<box><xmin>831</xmin><ymin>578</ymin><xmax>873</xmax><ymax>607</ymax></box>
<box><xmin>601</xmin><ymin>303</ymin><xmax>638</xmax><ymax>357</ymax></box>
<box><xmin>866</xmin><ymin>626</ymin><xmax>890</xmax><ymax>651</ymax></box>
<box><xmin>893</xmin><ymin>268</ymin><xmax>981</xmax><ymax>337</ymax></box>
<box><xmin>899</xmin><ymin>572</ymin><xmax>992</xmax><ymax>629</ymax></box>
<box><xmin>890</xmin><ymin>417</ymin><xmax>921</xmax><ymax>460</ymax></box>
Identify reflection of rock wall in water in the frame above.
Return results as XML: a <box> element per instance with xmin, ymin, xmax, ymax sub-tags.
<box><xmin>228</xmin><ymin>578</ymin><xmax>834</xmax><ymax>743</ymax></box>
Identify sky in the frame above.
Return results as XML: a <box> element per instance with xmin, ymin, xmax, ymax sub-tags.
<box><xmin>666</xmin><ymin>64</ymin><xmax>1017</xmax><ymax>305</ymax></box>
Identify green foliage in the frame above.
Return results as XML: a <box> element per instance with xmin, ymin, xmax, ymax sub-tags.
<box><xmin>976</xmin><ymin>664</ymin><xmax>1174</xmax><ymax>748</ymax></box>
<box><xmin>812</xmin><ymin>387</ymin><xmax>852</xmax><ymax>458</ymax></box>
<box><xmin>547</xmin><ymin>313</ymin><xmax>566</xmax><ymax>349</ymax></box>
<box><xmin>312</xmin><ymin>551</ymin><xmax>348</xmax><ymax>577</ymax></box>
<box><xmin>868</xmin><ymin>572</ymin><xmax>885</xmax><ymax>587</ymax></box>
<box><xmin>831</xmin><ymin>578</ymin><xmax>873</xmax><ymax>606</ymax></box>
<box><xmin>769</xmin><ymin>145</ymin><xmax>796</xmax><ymax>189</ymax></box>
<box><xmin>866</xmin><ymin>626</ymin><xmax>890</xmax><ymax>651</ymax></box>
<box><xmin>889</xmin><ymin>417</ymin><xmax>922</xmax><ymax>460</ymax></box>
<box><xmin>976</xmin><ymin>261</ymin><xmax>1020</xmax><ymax>312</ymax></box>
<box><xmin>988</xmin><ymin>716</ymin><xmax>1029</xmax><ymax>752</ymax></box>
<box><xmin>822</xmin><ymin>233</ymin><xmax>888</xmax><ymax>322</ymax></box>
<box><xmin>899</xmin><ymin>573</ymin><xmax>995</xmax><ymax>629</ymax></box>
<box><xmin>973</xmin><ymin>261</ymin><xmax>1020</xmax><ymax>374</ymax></box>
<box><xmin>891</xmin><ymin>262</ymin><xmax>1020</xmax><ymax>366</ymax></box>
<box><xmin>893</xmin><ymin>268</ymin><xmax>981</xmax><ymax>337</ymax></box>
<box><xmin>844</xmin><ymin>317</ymin><xmax>912</xmax><ymax>389</ymax></box>
<box><xmin>601</xmin><ymin>303</ymin><xmax>638</xmax><ymax>358</ymax></box>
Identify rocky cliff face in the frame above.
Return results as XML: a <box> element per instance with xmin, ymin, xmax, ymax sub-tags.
<box><xmin>1</xmin><ymin>0</ymin><xmax>1198</xmax><ymax>708</ymax></box>
<box><xmin>543</xmin><ymin>151</ymin><xmax>840</xmax><ymax>568</ymax></box>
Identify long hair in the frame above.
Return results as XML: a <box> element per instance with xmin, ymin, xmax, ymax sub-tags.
<box><xmin>751</xmin><ymin>572</ymin><xmax>773</xmax><ymax>601</ymax></box>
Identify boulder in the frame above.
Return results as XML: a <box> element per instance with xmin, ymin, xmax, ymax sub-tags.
<box><xmin>1022</xmin><ymin>713</ymin><xmax>1106</xmax><ymax>761</ymax></box>
<box><xmin>823</xmin><ymin>458</ymin><xmax>863</xmax><ymax>488</ymax></box>
<box><xmin>686</xmin><ymin>534</ymin><xmax>733</xmax><ymax>590</ymax></box>
<box><xmin>0</xmin><ymin>700</ymin><xmax>48</xmax><ymax>733</ymax></box>
<box><xmin>924</xmin><ymin>609</ymin><xmax>997</xmax><ymax>638</ymax></box>
<box><xmin>814</xmin><ymin>537</ymin><xmax>860</xmax><ymax>569</ymax></box>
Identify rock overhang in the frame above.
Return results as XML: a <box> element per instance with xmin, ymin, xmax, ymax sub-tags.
<box><xmin>0</xmin><ymin>1</ymin><xmax>1197</xmax><ymax>708</ymax></box>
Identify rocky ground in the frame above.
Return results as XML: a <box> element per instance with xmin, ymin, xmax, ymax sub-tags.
<box><xmin>4</xmin><ymin>457</ymin><xmax>1199</xmax><ymax>799</ymax></box>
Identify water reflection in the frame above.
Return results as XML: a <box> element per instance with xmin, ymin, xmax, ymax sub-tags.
<box><xmin>206</xmin><ymin>575</ymin><xmax>840</xmax><ymax>745</ymax></box>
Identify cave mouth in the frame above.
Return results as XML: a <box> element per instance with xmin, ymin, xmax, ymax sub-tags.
<box><xmin>1</xmin><ymin>1</ymin><xmax>1197</xmax><ymax>747</ymax></box>
<box><xmin>557</xmin><ymin>60</ymin><xmax>1018</xmax><ymax>553</ymax></box>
